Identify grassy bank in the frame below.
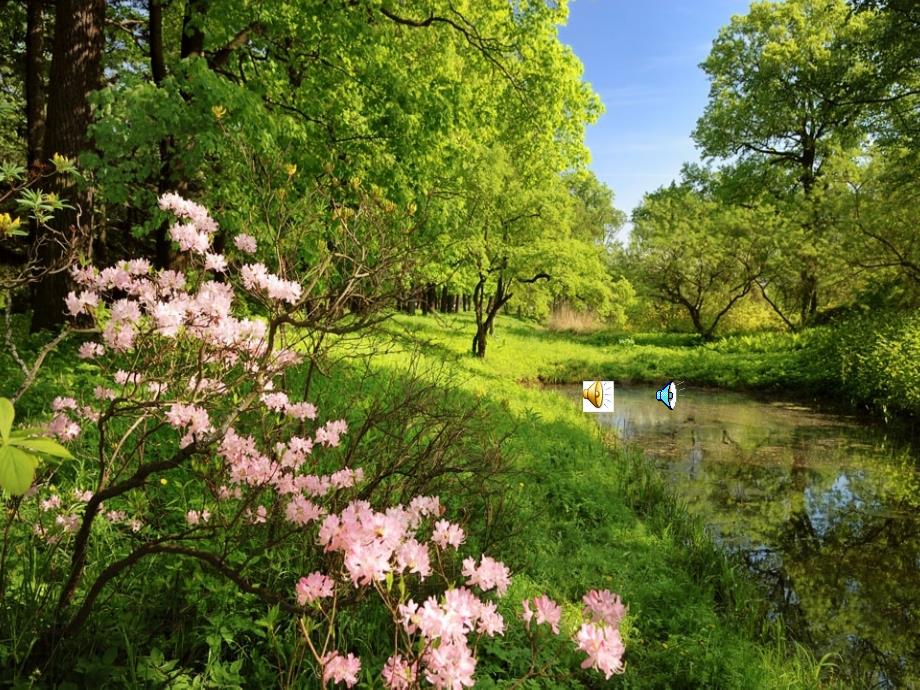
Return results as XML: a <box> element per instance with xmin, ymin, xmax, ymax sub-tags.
<box><xmin>335</xmin><ymin>313</ymin><xmax>835</xmax><ymax>688</ymax></box>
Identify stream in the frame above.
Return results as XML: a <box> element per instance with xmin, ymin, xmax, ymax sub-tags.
<box><xmin>564</xmin><ymin>383</ymin><xmax>920</xmax><ymax>688</ymax></box>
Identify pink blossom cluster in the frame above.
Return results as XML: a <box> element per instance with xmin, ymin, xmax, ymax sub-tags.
<box><xmin>47</xmin><ymin>396</ymin><xmax>83</xmax><ymax>441</ymax></box>
<box><xmin>321</xmin><ymin>652</ymin><xmax>361</xmax><ymax>687</ymax></box>
<box><xmin>317</xmin><ymin>497</ymin><xmax>446</xmax><ymax>586</ymax></box>
<box><xmin>295</xmin><ymin>571</ymin><xmax>334</xmax><ymax>605</ymax></box>
<box><xmin>259</xmin><ymin>391</ymin><xmax>318</xmax><ymax>421</ymax></box>
<box><xmin>166</xmin><ymin>403</ymin><xmax>213</xmax><ymax>446</ymax></box>
<box><xmin>33</xmin><ymin>490</ymin><xmax>143</xmax><ymax>542</ymax></box>
<box><xmin>234</xmin><ymin>233</ymin><xmax>258</xmax><ymax>253</ymax></box>
<box><xmin>395</xmin><ymin>587</ymin><xmax>504</xmax><ymax>688</ymax></box>
<box><xmin>158</xmin><ymin>192</ymin><xmax>218</xmax><ymax>235</ymax></box>
<box><xmin>240</xmin><ymin>263</ymin><xmax>302</xmax><ymax>304</ymax></box>
<box><xmin>520</xmin><ymin>591</ymin><xmax>627</xmax><ymax>679</ymax></box>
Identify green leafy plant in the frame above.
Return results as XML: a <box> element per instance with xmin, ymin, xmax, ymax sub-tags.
<box><xmin>0</xmin><ymin>397</ymin><xmax>72</xmax><ymax>495</ymax></box>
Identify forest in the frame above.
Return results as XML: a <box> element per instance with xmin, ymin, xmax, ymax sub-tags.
<box><xmin>0</xmin><ymin>0</ymin><xmax>918</xmax><ymax>688</ymax></box>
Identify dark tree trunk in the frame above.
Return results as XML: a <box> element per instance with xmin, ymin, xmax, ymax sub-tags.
<box><xmin>25</xmin><ymin>0</ymin><xmax>46</xmax><ymax>169</ymax></box>
<box><xmin>31</xmin><ymin>0</ymin><xmax>106</xmax><ymax>332</ymax></box>
<box><xmin>150</xmin><ymin>0</ymin><xmax>174</xmax><ymax>268</ymax></box>
<box><xmin>471</xmin><ymin>274</ymin><xmax>512</xmax><ymax>358</ymax></box>
<box><xmin>181</xmin><ymin>0</ymin><xmax>207</xmax><ymax>58</ymax></box>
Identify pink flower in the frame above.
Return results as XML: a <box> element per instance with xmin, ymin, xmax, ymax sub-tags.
<box><xmin>52</xmin><ymin>397</ymin><xmax>78</xmax><ymax>412</ymax></box>
<box><xmin>432</xmin><ymin>520</ymin><xmax>465</xmax><ymax>550</ymax></box>
<box><xmin>461</xmin><ymin>556</ymin><xmax>510</xmax><ymax>595</ymax></box>
<box><xmin>395</xmin><ymin>538</ymin><xmax>431</xmax><ymax>579</ymax></box>
<box><xmin>582</xmin><ymin>589</ymin><xmax>627</xmax><ymax>627</ymax></box>
<box><xmin>125</xmin><ymin>258</ymin><xmax>151</xmax><ymax>275</ymax></box>
<box><xmin>284</xmin><ymin>495</ymin><xmax>323</xmax><ymax>526</ymax></box>
<box><xmin>234</xmin><ymin>233</ymin><xmax>257</xmax><ymax>253</ymax></box>
<box><xmin>382</xmin><ymin>655</ymin><xmax>418</xmax><ymax>690</ymax></box>
<box><xmin>186</xmin><ymin>509</ymin><xmax>209</xmax><ymax>526</ymax></box>
<box><xmin>48</xmin><ymin>414</ymin><xmax>80</xmax><ymax>441</ymax></box>
<box><xmin>261</xmin><ymin>391</ymin><xmax>289</xmax><ymax>411</ymax></box>
<box><xmin>315</xmin><ymin>419</ymin><xmax>348</xmax><ymax>448</ymax></box>
<box><xmin>522</xmin><ymin>595</ymin><xmax>561</xmax><ymax>634</ymax></box>
<box><xmin>73</xmin><ymin>489</ymin><xmax>93</xmax><ymax>502</ymax></box>
<box><xmin>64</xmin><ymin>290</ymin><xmax>99</xmax><ymax>316</ymax></box>
<box><xmin>70</xmin><ymin>265</ymin><xmax>97</xmax><ymax>286</ymax></box>
<box><xmin>94</xmin><ymin>385</ymin><xmax>116</xmax><ymax>401</ymax></box>
<box><xmin>114</xmin><ymin>370</ymin><xmax>142</xmax><ymax>386</ymax></box>
<box><xmin>102</xmin><ymin>322</ymin><xmax>135</xmax><ymax>351</ymax></box>
<box><xmin>285</xmin><ymin>401</ymin><xmax>317</xmax><ymax>420</ymax></box>
<box><xmin>55</xmin><ymin>514</ymin><xmax>80</xmax><ymax>532</ymax></box>
<box><xmin>104</xmin><ymin>510</ymin><xmax>126</xmax><ymax>522</ymax></box>
<box><xmin>423</xmin><ymin>640</ymin><xmax>476</xmax><ymax>689</ymax></box>
<box><xmin>240</xmin><ymin>262</ymin><xmax>302</xmax><ymax>304</ymax></box>
<box><xmin>110</xmin><ymin>299</ymin><xmax>141</xmax><ymax>324</ymax></box>
<box><xmin>169</xmin><ymin>222</ymin><xmax>210</xmax><ymax>254</ymax></box>
<box><xmin>575</xmin><ymin>622</ymin><xmax>625</xmax><ymax>679</ymax></box>
<box><xmin>321</xmin><ymin>651</ymin><xmax>361</xmax><ymax>688</ymax></box>
<box><xmin>158</xmin><ymin>192</ymin><xmax>218</xmax><ymax>235</ymax></box>
<box><xmin>204</xmin><ymin>252</ymin><xmax>227</xmax><ymax>272</ymax></box>
<box><xmin>166</xmin><ymin>403</ymin><xmax>212</xmax><ymax>440</ymax></box>
<box><xmin>476</xmin><ymin>601</ymin><xmax>505</xmax><ymax>637</ymax></box>
<box><xmin>250</xmin><ymin>505</ymin><xmax>268</xmax><ymax>524</ymax></box>
<box><xmin>77</xmin><ymin>342</ymin><xmax>104</xmax><ymax>359</ymax></box>
<box><xmin>295</xmin><ymin>571</ymin><xmax>334</xmax><ymax>605</ymax></box>
<box><xmin>40</xmin><ymin>495</ymin><xmax>61</xmax><ymax>512</ymax></box>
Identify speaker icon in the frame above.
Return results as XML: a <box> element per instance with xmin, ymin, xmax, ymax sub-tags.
<box><xmin>583</xmin><ymin>380</ymin><xmax>614</xmax><ymax>412</ymax></box>
<box><xmin>656</xmin><ymin>381</ymin><xmax>677</xmax><ymax>410</ymax></box>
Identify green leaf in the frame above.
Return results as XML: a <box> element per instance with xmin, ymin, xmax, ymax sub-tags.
<box><xmin>9</xmin><ymin>435</ymin><xmax>73</xmax><ymax>459</ymax></box>
<box><xmin>0</xmin><ymin>445</ymin><xmax>39</xmax><ymax>495</ymax></box>
<box><xmin>0</xmin><ymin>398</ymin><xmax>14</xmax><ymax>442</ymax></box>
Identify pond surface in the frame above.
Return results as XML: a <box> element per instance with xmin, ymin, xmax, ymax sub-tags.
<box><xmin>564</xmin><ymin>383</ymin><xmax>920</xmax><ymax>689</ymax></box>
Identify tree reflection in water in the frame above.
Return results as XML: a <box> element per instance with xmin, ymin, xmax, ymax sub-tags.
<box><xmin>590</xmin><ymin>385</ymin><xmax>920</xmax><ymax>688</ymax></box>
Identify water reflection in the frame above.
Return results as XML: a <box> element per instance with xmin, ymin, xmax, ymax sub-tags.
<box><xmin>570</xmin><ymin>384</ymin><xmax>920</xmax><ymax>688</ymax></box>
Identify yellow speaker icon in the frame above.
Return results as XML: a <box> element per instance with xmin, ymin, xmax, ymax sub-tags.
<box><xmin>583</xmin><ymin>380</ymin><xmax>603</xmax><ymax>409</ymax></box>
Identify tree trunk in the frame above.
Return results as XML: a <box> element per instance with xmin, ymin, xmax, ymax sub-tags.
<box><xmin>471</xmin><ymin>275</ymin><xmax>511</xmax><ymax>358</ymax></box>
<box><xmin>31</xmin><ymin>0</ymin><xmax>106</xmax><ymax>332</ymax></box>
<box><xmin>149</xmin><ymin>0</ymin><xmax>175</xmax><ymax>268</ymax></box>
<box><xmin>180</xmin><ymin>0</ymin><xmax>207</xmax><ymax>58</ymax></box>
<box><xmin>25</xmin><ymin>0</ymin><xmax>46</xmax><ymax>169</ymax></box>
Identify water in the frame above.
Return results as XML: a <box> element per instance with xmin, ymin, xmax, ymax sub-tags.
<box><xmin>567</xmin><ymin>383</ymin><xmax>920</xmax><ymax>688</ymax></box>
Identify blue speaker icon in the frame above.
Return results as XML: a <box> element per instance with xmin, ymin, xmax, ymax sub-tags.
<box><xmin>656</xmin><ymin>381</ymin><xmax>677</xmax><ymax>410</ymax></box>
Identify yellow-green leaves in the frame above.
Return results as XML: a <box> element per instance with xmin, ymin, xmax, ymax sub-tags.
<box><xmin>0</xmin><ymin>212</ymin><xmax>25</xmax><ymax>237</ymax></box>
<box><xmin>0</xmin><ymin>398</ymin><xmax>13</xmax><ymax>441</ymax></box>
<box><xmin>0</xmin><ymin>397</ymin><xmax>73</xmax><ymax>496</ymax></box>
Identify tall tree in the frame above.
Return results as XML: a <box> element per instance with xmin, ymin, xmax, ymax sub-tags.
<box><xmin>693</xmin><ymin>0</ymin><xmax>882</xmax><ymax>328</ymax></box>
<box><xmin>24</xmin><ymin>0</ymin><xmax>45</xmax><ymax>168</ymax></box>
<box><xmin>31</xmin><ymin>0</ymin><xmax>106</xmax><ymax>331</ymax></box>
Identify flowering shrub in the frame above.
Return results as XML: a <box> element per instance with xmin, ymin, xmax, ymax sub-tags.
<box><xmin>1</xmin><ymin>194</ymin><xmax>626</xmax><ymax>686</ymax></box>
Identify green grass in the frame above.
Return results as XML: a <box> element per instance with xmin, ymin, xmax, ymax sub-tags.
<box><xmin>376</xmin><ymin>312</ymin><xmax>826</xmax><ymax>391</ymax></box>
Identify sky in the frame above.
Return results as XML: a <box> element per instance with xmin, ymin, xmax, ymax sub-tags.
<box><xmin>558</xmin><ymin>0</ymin><xmax>752</xmax><ymax>238</ymax></box>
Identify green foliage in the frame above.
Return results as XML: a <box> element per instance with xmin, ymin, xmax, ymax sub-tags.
<box><xmin>0</xmin><ymin>396</ymin><xmax>72</xmax><ymax>495</ymax></box>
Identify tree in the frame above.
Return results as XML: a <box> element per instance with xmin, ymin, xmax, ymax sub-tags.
<box><xmin>30</xmin><ymin>0</ymin><xmax>106</xmax><ymax>331</ymax></box>
<box><xmin>628</xmin><ymin>185</ymin><xmax>773</xmax><ymax>339</ymax></box>
<box><xmin>693</xmin><ymin>0</ymin><xmax>883</xmax><ymax>328</ymax></box>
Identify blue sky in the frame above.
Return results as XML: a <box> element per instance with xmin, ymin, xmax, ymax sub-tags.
<box><xmin>558</xmin><ymin>0</ymin><xmax>752</xmax><ymax>237</ymax></box>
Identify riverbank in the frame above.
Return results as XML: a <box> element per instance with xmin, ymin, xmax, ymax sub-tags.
<box><xmin>400</xmin><ymin>310</ymin><xmax>920</xmax><ymax>423</ymax></box>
